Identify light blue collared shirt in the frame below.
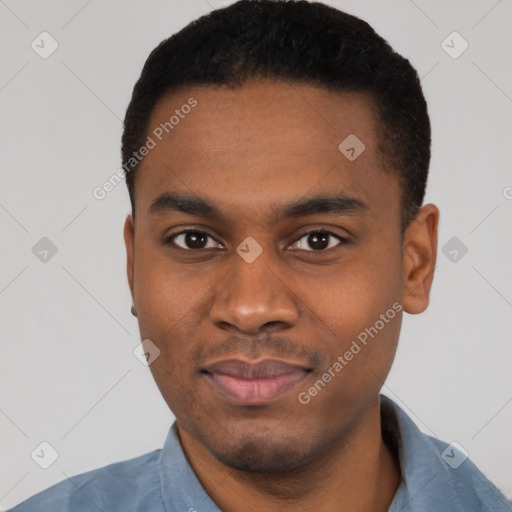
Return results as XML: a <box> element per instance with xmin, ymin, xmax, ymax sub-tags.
<box><xmin>9</xmin><ymin>395</ymin><xmax>511</xmax><ymax>511</ymax></box>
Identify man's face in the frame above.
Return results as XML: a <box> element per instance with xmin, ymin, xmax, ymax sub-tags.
<box><xmin>124</xmin><ymin>80</ymin><xmax>414</xmax><ymax>472</ymax></box>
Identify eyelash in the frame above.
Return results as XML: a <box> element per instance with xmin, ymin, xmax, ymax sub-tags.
<box><xmin>163</xmin><ymin>229</ymin><xmax>350</xmax><ymax>252</ymax></box>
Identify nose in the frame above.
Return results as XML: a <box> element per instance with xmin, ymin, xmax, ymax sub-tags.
<box><xmin>209</xmin><ymin>243</ymin><xmax>299</xmax><ymax>334</ymax></box>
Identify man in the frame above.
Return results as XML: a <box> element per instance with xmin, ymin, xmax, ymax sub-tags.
<box><xmin>10</xmin><ymin>1</ymin><xmax>510</xmax><ymax>511</ymax></box>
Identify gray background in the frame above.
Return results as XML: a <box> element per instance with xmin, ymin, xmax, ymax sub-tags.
<box><xmin>0</xmin><ymin>0</ymin><xmax>511</xmax><ymax>508</ymax></box>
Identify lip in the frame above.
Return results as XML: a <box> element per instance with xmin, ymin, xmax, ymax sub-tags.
<box><xmin>202</xmin><ymin>358</ymin><xmax>311</xmax><ymax>405</ymax></box>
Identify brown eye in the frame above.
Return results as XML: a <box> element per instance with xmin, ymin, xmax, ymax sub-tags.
<box><xmin>291</xmin><ymin>230</ymin><xmax>347</xmax><ymax>251</ymax></box>
<box><xmin>166</xmin><ymin>230</ymin><xmax>222</xmax><ymax>250</ymax></box>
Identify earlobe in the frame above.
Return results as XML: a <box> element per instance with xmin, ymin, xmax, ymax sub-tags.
<box><xmin>401</xmin><ymin>204</ymin><xmax>439</xmax><ymax>315</ymax></box>
<box><xmin>123</xmin><ymin>214</ymin><xmax>135</xmax><ymax>301</ymax></box>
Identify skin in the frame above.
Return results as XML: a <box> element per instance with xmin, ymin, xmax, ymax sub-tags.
<box><xmin>123</xmin><ymin>79</ymin><xmax>439</xmax><ymax>512</ymax></box>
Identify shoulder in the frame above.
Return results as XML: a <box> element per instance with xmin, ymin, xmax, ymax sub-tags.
<box><xmin>423</xmin><ymin>433</ymin><xmax>511</xmax><ymax>511</ymax></box>
<box><xmin>8</xmin><ymin>449</ymin><xmax>162</xmax><ymax>512</ymax></box>
<box><xmin>381</xmin><ymin>395</ymin><xmax>511</xmax><ymax>511</ymax></box>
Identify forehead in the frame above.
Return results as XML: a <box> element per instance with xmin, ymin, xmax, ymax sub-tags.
<box><xmin>134</xmin><ymin>80</ymin><xmax>400</xmax><ymax>225</ymax></box>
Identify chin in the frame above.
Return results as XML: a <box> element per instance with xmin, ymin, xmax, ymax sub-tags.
<box><xmin>201</xmin><ymin>427</ymin><xmax>320</xmax><ymax>473</ymax></box>
<box><xmin>214</xmin><ymin>443</ymin><xmax>310</xmax><ymax>473</ymax></box>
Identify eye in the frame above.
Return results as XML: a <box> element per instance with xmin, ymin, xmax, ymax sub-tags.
<box><xmin>165</xmin><ymin>229</ymin><xmax>223</xmax><ymax>250</ymax></box>
<box><xmin>164</xmin><ymin>229</ymin><xmax>349</xmax><ymax>252</ymax></box>
<box><xmin>290</xmin><ymin>230</ymin><xmax>348</xmax><ymax>251</ymax></box>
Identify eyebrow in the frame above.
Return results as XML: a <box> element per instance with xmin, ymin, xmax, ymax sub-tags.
<box><xmin>148</xmin><ymin>191</ymin><xmax>368</xmax><ymax>223</ymax></box>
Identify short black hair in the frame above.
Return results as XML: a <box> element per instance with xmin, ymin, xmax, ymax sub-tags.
<box><xmin>122</xmin><ymin>0</ymin><xmax>430</xmax><ymax>229</ymax></box>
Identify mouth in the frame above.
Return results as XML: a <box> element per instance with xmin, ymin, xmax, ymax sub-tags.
<box><xmin>201</xmin><ymin>358</ymin><xmax>312</xmax><ymax>406</ymax></box>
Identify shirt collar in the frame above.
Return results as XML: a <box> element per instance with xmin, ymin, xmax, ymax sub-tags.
<box><xmin>159</xmin><ymin>422</ymin><xmax>222</xmax><ymax>512</ymax></box>
<box><xmin>381</xmin><ymin>394</ymin><xmax>464</xmax><ymax>511</ymax></box>
<box><xmin>158</xmin><ymin>395</ymin><xmax>464</xmax><ymax>512</ymax></box>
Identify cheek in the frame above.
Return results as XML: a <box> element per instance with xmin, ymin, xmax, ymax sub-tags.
<box><xmin>296</xmin><ymin>279</ymin><xmax>402</xmax><ymax>426</ymax></box>
<box><xmin>133</xmin><ymin>245</ymin><xmax>204</xmax><ymax>339</ymax></box>
<box><xmin>133</xmin><ymin>252</ymin><xmax>206</xmax><ymax>414</ymax></box>
<box><xmin>314</xmin><ymin>246</ymin><xmax>401</xmax><ymax>329</ymax></box>
<box><xmin>308</xmin><ymin>242</ymin><xmax>403</xmax><ymax>378</ymax></box>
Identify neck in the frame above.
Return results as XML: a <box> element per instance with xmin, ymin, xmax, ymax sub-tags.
<box><xmin>177</xmin><ymin>397</ymin><xmax>401</xmax><ymax>512</ymax></box>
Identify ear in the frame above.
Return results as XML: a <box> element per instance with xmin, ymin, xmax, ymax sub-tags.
<box><xmin>401</xmin><ymin>203</ymin><xmax>439</xmax><ymax>314</ymax></box>
<box><xmin>123</xmin><ymin>214</ymin><xmax>135</xmax><ymax>301</ymax></box>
